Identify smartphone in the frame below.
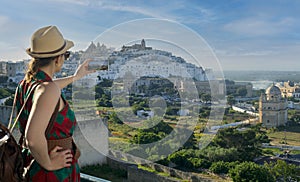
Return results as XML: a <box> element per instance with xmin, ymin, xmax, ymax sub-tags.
<box><xmin>99</xmin><ymin>65</ymin><xmax>108</xmax><ymax>70</ymax></box>
<box><xmin>88</xmin><ymin>60</ymin><xmax>108</xmax><ymax>71</ymax></box>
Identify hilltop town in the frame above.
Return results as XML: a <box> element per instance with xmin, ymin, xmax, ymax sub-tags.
<box><xmin>1</xmin><ymin>40</ymin><xmax>300</xmax><ymax>181</ymax></box>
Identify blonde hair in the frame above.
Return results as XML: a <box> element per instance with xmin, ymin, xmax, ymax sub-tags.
<box><xmin>24</xmin><ymin>57</ymin><xmax>56</xmax><ymax>83</ymax></box>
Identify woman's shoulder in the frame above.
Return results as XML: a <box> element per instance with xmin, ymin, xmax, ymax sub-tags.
<box><xmin>35</xmin><ymin>81</ymin><xmax>60</xmax><ymax>98</ymax></box>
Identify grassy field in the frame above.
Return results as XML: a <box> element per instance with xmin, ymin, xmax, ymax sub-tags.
<box><xmin>268</xmin><ymin>131</ymin><xmax>300</xmax><ymax>146</ymax></box>
<box><xmin>262</xmin><ymin>148</ymin><xmax>300</xmax><ymax>156</ymax></box>
<box><xmin>267</xmin><ymin>124</ymin><xmax>300</xmax><ymax>146</ymax></box>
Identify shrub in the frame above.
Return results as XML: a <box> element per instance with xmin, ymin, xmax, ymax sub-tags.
<box><xmin>189</xmin><ymin>158</ymin><xmax>211</xmax><ymax>169</ymax></box>
<box><xmin>229</xmin><ymin>162</ymin><xmax>274</xmax><ymax>182</ymax></box>
<box><xmin>209</xmin><ymin>161</ymin><xmax>229</xmax><ymax>174</ymax></box>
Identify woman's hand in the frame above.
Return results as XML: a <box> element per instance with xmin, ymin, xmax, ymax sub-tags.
<box><xmin>47</xmin><ymin>146</ymin><xmax>73</xmax><ymax>171</ymax></box>
<box><xmin>73</xmin><ymin>59</ymin><xmax>96</xmax><ymax>81</ymax></box>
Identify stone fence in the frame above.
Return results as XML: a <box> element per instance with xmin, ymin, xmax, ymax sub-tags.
<box><xmin>0</xmin><ymin>105</ymin><xmax>14</xmax><ymax>126</ymax></box>
<box><xmin>107</xmin><ymin>150</ymin><xmax>213</xmax><ymax>182</ymax></box>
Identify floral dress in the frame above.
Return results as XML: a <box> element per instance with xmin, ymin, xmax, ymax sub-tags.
<box><xmin>16</xmin><ymin>70</ymin><xmax>80</xmax><ymax>182</ymax></box>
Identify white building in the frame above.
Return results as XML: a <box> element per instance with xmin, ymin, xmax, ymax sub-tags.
<box><xmin>0</xmin><ymin>60</ymin><xmax>27</xmax><ymax>83</ymax></box>
<box><xmin>75</xmin><ymin>40</ymin><xmax>214</xmax><ymax>91</ymax></box>
<box><xmin>177</xmin><ymin>109</ymin><xmax>190</xmax><ymax>116</ymax></box>
<box><xmin>97</xmin><ymin>40</ymin><xmax>211</xmax><ymax>82</ymax></box>
<box><xmin>136</xmin><ymin>110</ymin><xmax>154</xmax><ymax>119</ymax></box>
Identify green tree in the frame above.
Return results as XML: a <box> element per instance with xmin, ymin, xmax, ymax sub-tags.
<box><xmin>166</xmin><ymin>106</ymin><xmax>179</xmax><ymax>115</ymax></box>
<box><xmin>98</xmin><ymin>79</ymin><xmax>112</xmax><ymax>87</ymax></box>
<box><xmin>167</xmin><ymin>149</ymin><xmax>212</xmax><ymax>169</ymax></box>
<box><xmin>0</xmin><ymin>75</ymin><xmax>8</xmax><ymax>83</ymax></box>
<box><xmin>201</xmin><ymin>146</ymin><xmax>240</xmax><ymax>162</ymax></box>
<box><xmin>131</xmin><ymin>103</ymin><xmax>144</xmax><ymax>114</ymax></box>
<box><xmin>229</xmin><ymin>162</ymin><xmax>274</xmax><ymax>182</ymax></box>
<box><xmin>0</xmin><ymin>88</ymin><xmax>11</xmax><ymax>99</ymax></box>
<box><xmin>182</xmin><ymin>132</ymin><xmax>197</xmax><ymax>149</ymax></box>
<box><xmin>236</xmin><ymin>87</ymin><xmax>247</xmax><ymax>97</ymax></box>
<box><xmin>108</xmin><ymin>112</ymin><xmax>123</xmax><ymax>124</ymax></box>
<box><xmin>4</xmin><ymin>96</ymin><xmax>14</xmax><ymax>106</ymax></box>
<box><xmin>201</xmin><ymin>93</ymin><xmax>211</xmax><ymax>103</ymax></box>
<box><xmin>265</xmin><ymin>160</ymin><xmax>300</xmax><ymax>182</ymax></box>
<box><xmin>130</xmin><ymin>131</ymin><xmax>161</xmax><ymax>144</ymax></box>
<box><xmin>212</xmin><ymin>127</ymin><xmax>262</xmax><ymax>161</ymax></box>
<box><xmin>188</xmin><ymin>158</ymin><xmax>211</xmax><ymax>169</ymax></box>
<box><xmin>227</xmin><ymin>95</ymin><xmax>236</xmax><ymax>106</ymax></box>
<box><xmin>209</xmin><ymin>161</ymin><xmax>238</xmax><ymax>174</ymax></box>
<box><xmin>97</xmin><ymin>94</ymin><xmax>112</xmax><ymax>107</ymax></box>
<box><xmin>143</xmin><ymin>118</ymin><xmax>173</xmax><ymax>134</ymax></box>
<box><xmin>289</xmin><ymin>110</ymin><xmax>300</xmax><ymax>122</ymax></box>
<box><xmin>167</xmin><ymin>149</ymin><xmax>196</xmax><ymax>169</ymax></box>
<box><xmin>95</xmin><ymin>84</ymin><xmax>105</xmax><ymax>99</ymax></box>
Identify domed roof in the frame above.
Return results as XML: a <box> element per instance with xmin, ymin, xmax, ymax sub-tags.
<box><xmin>266</xmin><ymin>84</ymin><xmax>281</xmax><ymax>95</ymax></box>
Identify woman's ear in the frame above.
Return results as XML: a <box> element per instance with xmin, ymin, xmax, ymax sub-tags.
<box><xmin>54</xmin><ymin>56</ymin><xmax>60</xmax><ymax>65</ymax></box>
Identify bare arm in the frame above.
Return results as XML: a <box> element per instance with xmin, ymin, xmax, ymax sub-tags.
<box><xmin>25</xmin><ymin>82</ymin><xmax>72</xmax><ymax>171</ymax></box>
<box><xmin>54</xmin><ymin>59</ymin><xmax>95</xmax><ymax>89</ymax></box>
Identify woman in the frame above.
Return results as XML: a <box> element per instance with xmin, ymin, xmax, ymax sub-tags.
<box><xmin>16</xmin><ymin>25</ymin><xmax>94</xmax><ymax>181</ymax></box>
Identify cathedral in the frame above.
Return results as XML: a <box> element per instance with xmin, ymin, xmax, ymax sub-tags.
<box><xmin>121</xmin><ymin>39</ymin><xmax>152</xmax><ymax>51</ymax></box>
<box><xmin>259</xmin><ymin>84</ymin><xmax>288</xmax><ymax>128</ymax></box>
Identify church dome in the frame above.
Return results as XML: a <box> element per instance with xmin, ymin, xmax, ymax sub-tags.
<box><xmin>266</xmin><ymin>84</ymin><xmax>281</xmax><ymax>96</ymax></box>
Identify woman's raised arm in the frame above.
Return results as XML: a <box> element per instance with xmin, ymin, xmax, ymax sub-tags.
<box><xmin>54</xmin><ymin>59</ymin><xmax>95</xmax><ymax>89</ymax></box>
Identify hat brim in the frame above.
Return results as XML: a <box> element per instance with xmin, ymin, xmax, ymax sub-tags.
<box><xmin>26</xmin><ymin>39</ymin><xmax>74</xmax><ymax>58</ymax></box>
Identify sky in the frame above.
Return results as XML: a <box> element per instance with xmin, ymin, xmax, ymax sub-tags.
<box><xmin>0</xmin><ymin>0</ymin><xmax>300</xmax><ymax>71</ymax></box>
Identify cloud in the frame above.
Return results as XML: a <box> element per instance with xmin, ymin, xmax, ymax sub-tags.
<box><xmin>45</xmin><ymin>0</ymin><xmax>177</xmax><ymax>21</ymax></box>
<box><xmin>224</xmin><ymin>17</ymin><xmax>297</xmax><ymax>36</ymax></box>
<box><xmin>100</xmin><ymin>4</ymin><xmax>166</xmax><ymax>19</ymax></box>
<box><xmin>96</xmin><ymin>1</ymin><xmax>196</xmax><ymax>22</ymax></box>
<box><xmin>48</xmin><ymin>0</ymin><xmax>215</xmax><ymax>25</ymax></box>
<box><xmin>0</xmin><ymin>15</ymin><xmax>9</xmax><ymax>28</ymax></box>
<box><xmin>46</xmin><ymin>0</ymin><xmax>90</xmax><ymax>6</ymax></box>
<box><xmin>0</xmin><ymin>15</ymin><xmax>9</xmax><ymax>22</ymax></box>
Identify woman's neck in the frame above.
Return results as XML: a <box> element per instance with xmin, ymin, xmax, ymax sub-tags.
<box><xmin>39</xmin><ymin>66</ymin><xmax>55</xmax><ymax>79</ymax></box>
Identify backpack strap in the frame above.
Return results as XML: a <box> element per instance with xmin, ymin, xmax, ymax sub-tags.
<box><xmin>8</xmin><ymin>81</ymin><xmax>40</xmax><ymax>133</ymax></box>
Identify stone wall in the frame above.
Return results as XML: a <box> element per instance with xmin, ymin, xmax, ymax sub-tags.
<box><xmin>127</xmin><ymin>165</ymin><xmax>181</xmax><ymax>182</ymax></box>
<box><xmin>107</xmin><ymin>151</ymin><xmax>213</xmax><ymax>182</ymax></box>
<box><xmin>0</xmin><ymin>105</ymin><xmax>14</xmax><ymax>126</ymax></box>
<box><xmin>75</xmin><ymin>119</ymin><xmax>109</xmax><ymax>167</ymax></box>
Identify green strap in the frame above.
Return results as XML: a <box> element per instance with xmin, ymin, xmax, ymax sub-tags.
<box><xmin>8</xmin><ymin>82</ymin><xmax>40</xmax><ymax>133</ymax></box>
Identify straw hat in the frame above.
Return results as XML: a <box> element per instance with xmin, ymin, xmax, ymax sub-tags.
<box><xmin>26</xmin><ymin>25</ymin><xmax>74</xmax><ymax>58</ymax></box>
